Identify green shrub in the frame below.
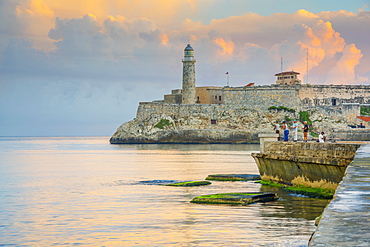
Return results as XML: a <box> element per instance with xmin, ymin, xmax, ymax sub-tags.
<box><xmin>299</xmin><ymin>111</ymin><xmax>312</xmax><ymax>125</ymax></box>
<box><xmin>154</xmin><ymin>119</ymin><xmax>173</xmax><ymax>129</ymax></box>
<box><xmin>268</xmin><ymin>106</ymin><xmax>296</xmax><ymax>113</ymax></box>
<box><xmin>310</xmin><ymin>131</ymin><xmax>319</xmax><ymax>138</ymax></box>
<box><xmin>360</xmin><ymin>107</ymin><xmax>370</xmax><ymax>116</ymax></box>
<box><xmin>285</xmin><ymin>116</ymin><xmax>293</xmax><ymax>122</ymax></box>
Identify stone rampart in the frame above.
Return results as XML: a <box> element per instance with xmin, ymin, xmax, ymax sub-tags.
<box><xmin>111</xmin><ymin>100</ymin><xmax>368</xmax><ymax>144</ymax></box>
<box><xmin>252</xmin><ymin>142</ymin><xmax>361</xmax><ymax>184</ymax></box>
<box><xmin>299</xmin><ymin>85</ymin><xmax>370</xmax><ymax>107</ymax></box>
<box><xmin>222</xmin><ymin>86</ymin><xmax>302</xmax><ymax>110</ymax></box>
<box><xmin>331</xmin><ymin>128</ymin><xmax>370</xmax><ymax>140</ymax></box>
<box><xmin>136</xmin><ymin>102</ymin><xmax>258</xmax><ymax>122</ymax></box>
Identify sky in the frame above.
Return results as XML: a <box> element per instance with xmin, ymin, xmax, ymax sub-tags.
<box><xmin>1</xmin><ymin>0</ymin><xmax>370</xmax><ymax>136</ymax></box>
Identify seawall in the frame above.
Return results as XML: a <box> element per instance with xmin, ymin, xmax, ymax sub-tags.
<box><xmin>308</xmin><ymin>144</ymin><xmax>370</xmax><ymax>246</ymax></box>
<box><xmin>252</xmin><ymin>142</ymin><xmax>361</xmax><ymax>184</ymax></box>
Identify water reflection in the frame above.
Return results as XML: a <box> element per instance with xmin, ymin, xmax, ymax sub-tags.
<box><xmin>112</xmin><ymin>143</ymin><xmax>261</xmax><ymax>152</ymax></box>
<box><xmin>260</xmin><ymin>185</ymin><xmax>329</xmax><ymax>220</ymax></box>
<box><xmin>0</xmin><ymin>137</ymin><xmax>327</xmax><ymax>246</ymax></box>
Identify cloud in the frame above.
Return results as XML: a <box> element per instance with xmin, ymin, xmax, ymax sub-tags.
<box><xmin>213</xmin><ymin>38</ymin><xmax>234</xmax><ymax>57</ymax></box>
<box><xmin>325</xmin><ymin>43</ymin><xmax>366</xmax><ymax>84</ymax></box>
<box><xmin>0</xmin><ymin>0</ymin><xmax>55</xmax><ymax>51</ymax></box>
<box><xmin>49</xmin><ymin>14</ymin><xmax>102</xmax><ymax>56</ymax></box>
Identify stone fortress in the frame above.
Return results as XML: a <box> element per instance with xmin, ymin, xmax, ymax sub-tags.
<box><xmin>110</xmin><ymin>44</ymin><xmax>370</xmax><ymax>144</ymax></box>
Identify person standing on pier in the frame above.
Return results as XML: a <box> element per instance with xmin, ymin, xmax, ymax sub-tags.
<box><xmin>282</xmin><ymin>121</ymin><xmax>289</xmax><ymax>141</ymax></box>
<box><xmin>274</xmin><ymin>121</ymin><xmax>281</xmax><ymax>141</ymax></box>
<box><xmin>291</xmin><ymin>119</ymin><xmax>298</xmax><ymax>142</ymax></box>
<box><xmin>303</xmin><ymin>121</ymin><xmax>309</xmax><ymax>142</ymax></box>
<box><xmin>319</xmin><ymin>132</ymin><xmax>326</xmax><ymax>143</ymax></box>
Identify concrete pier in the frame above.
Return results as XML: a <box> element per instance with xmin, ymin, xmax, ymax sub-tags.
<box><xmin>309</xmin><ymin>144</ymin><xmax>370</xmax><ymax>246</ymax></box>
<box><xmin>252</xmin><ymin>142</ymin><xmax>361</xmax><ymax>184</ymax></box>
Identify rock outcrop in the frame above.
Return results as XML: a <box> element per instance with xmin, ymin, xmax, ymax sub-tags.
<box><xmin>110</xmin><ymin>102</ymin><xmax>361</xmax><ymax>144</ymax></box>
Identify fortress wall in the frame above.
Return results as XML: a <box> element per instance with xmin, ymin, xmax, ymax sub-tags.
<box><xmin>299</xmin><ymin>85</ymin><xmax>370</xmax><ymax>107</ymax></box>
<box><xmin>195</xmin><ymin>87</ymin><xmax>223</xmax><ymax>104</ymax></box>
<box><xmin>341</xmin><ymin>104</ymin><xmax>361</xmax><ymax>121</ymax></box>
<box><xmin>222</xmin><ymin>86</ymin><xmax>302</xmax><ymax>109</ymax></box>
<box><xmin>164</xmin><ymin>94</ymin><xmax>182</xmax><ymax>104</ymax></box>
<box><xmin>136</xmin><ymin>102</ymin><xmax>257</xmax><ymax>122</ymax></box>
<box><xmin>137</xmin><ymin>85</ymin><xmax>370</xmax><ymax>123</ymax></box>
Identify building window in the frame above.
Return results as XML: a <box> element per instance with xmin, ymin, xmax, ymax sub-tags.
<box><xmin>215</xmin><ymin>96</ymin><xmax>217</xmax><ymax>100</ymax></box>
<box><xmin>211</xmin><ymin>119</ymin><xmax>217</xmax><ymax>124</ymax></box>
<box><xmin>196</xmin><ymin>96</ymin><xmax>200</xmax><ymax>103</ymax></box>
<box><xmin>332</xmin><ymin>98</ymin><xmax>337</xmax><ymax>106</ymax></box>
<box><xmin>219</xmin><ymin>96</ymin><xmax>222</xmax><ymax>101</ymax></box>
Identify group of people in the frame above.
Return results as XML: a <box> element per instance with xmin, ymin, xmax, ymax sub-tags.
<box><xmin>274</xmin><ymin>120</ymin><xmax>326</xmax><ymax>142</ymax></box>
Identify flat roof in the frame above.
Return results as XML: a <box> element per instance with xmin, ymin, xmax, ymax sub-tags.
<box><xmin>275</xmin><ymin>71</ymin><xmax>300</xmax><ymax>76</ymax></box>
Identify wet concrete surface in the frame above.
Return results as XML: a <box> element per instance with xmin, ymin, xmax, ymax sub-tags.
<box><xmin>309</xmin><ymin>144</ymin><xmax>370</xmax><ymax>246</ymax></box>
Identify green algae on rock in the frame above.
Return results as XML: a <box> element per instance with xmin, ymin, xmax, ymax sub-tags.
<box><xmin>258</xmin><ymin>180</ymin><xmax>335</xmax><ymax>199</ymax></box>
<box><xmin>190</xmin><ymin>192</ymin><xmax>278</xmax><ymax>205</ymax></box>
<box><xmin>165</xmin><ymin>181</ymin><xmax>211</xmax><ymax>187</ymax></box>
<box><xmin>206</xmin><ymin>174</ymin><xmax>261</xmax><ymax>181</ymax></box>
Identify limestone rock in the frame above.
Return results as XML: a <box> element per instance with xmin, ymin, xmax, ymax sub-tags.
<box><xmin>110</xmin><ymin>103</ymin><xmax>365</xmax><ymax>144</ymax></box>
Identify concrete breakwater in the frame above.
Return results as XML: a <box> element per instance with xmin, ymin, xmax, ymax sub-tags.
<box><xmin>252</xmin><ymin>141</ymin><xmax>361</xmax><ymax>185</ymax></box>
<box><xmin>308</xmin><ymin>144</ymin><xmax>370</xmax><ymax>246</ymax></box>
<box><xmin>253</xmin><ymin>140</ymin><xmax>370</xmax><ymax>246</ymax></box>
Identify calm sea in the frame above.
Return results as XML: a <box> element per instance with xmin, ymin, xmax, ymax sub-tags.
<box><xmin>0</xmin><ymin>137</ymin><xmax>328</xmax><ymax>246</ymax></box>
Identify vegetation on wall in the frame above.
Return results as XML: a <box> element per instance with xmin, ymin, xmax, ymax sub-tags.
<box><xmin>268</xmin><ymin>106</ymin><xmax>296</xmax><ymax>113</ymax></box>
<box><xmin>310</xmin><ymin>131</ymin><xmax>319</xmax><ymax>138</ymax></box>
<box><xmin>299</xmin><ymin>111</ymin><xmax>312</xmax><ymax>125</ymax></box>
<box><xmin>360</xmin><ymin>107</ymin><xmax>370</xmax><ymax>116</ymax></box>
<box><xmin>154</xmin><ymin>119</ymin><xmax>173</xmax><ymax>129</ymax></box>
<box><xmin>285</xmin><ymin>116</ymin><xmax>293</xmax><ymax>123</ymax></box>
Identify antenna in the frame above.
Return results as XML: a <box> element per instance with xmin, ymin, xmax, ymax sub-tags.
<box><xmin>306</xmin><ymin>48</ymin><xmax>309</xmax><ymax>83</ymax></box>
<box><xmin>281</xmin><ymin>56</ymin><xmax>283</xmax><ymax>72</ymax></box>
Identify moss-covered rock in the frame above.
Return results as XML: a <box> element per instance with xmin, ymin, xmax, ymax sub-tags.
<box><xmin>284</xmin><ymin>185</ymin><xmax>334</xmax><ymax>199</ymax></box>
<box><xmin>315</xmin><ymin>214</ymin><xmax>323</xmax><ymax>226</ymax></box>
<box><xmin>190</xmin><ymin>192</ymin><xmax>279</xmax><ymax>205</ymax></box>
<box><xmin>165</xmin><ymin>181</ymin><xmax>211</xmax><ymax>187</ymax></box>
<box><xmin>206</xmin><ymin>174</ymin><xmax>261</xmax><ymax>181</ymax></box>
<box><xmin>258</xmin><ymin>180</ymin><xmax>335</xmax><ymax>199</ymax></box>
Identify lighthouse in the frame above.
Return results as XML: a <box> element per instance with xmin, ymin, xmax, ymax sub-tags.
<box><xmin>182</xmin><ymin>44</ymin><xmax>196</xmax><ymax>104</ymax></box>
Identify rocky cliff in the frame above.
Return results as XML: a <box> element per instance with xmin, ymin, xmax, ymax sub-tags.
<box><xmin>110</xmin><ymin>102</ymin><xmax>360</xmax><ymax>144</ymax></box>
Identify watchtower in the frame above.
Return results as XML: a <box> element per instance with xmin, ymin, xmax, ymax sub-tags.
<box><xmin>182</xmin><ymin>44</ymin><xmax>196</xmax><ymax>104</ymax></box>
<box><xmin>275</xmin><ymin>71</ymin><xmax>301</xmax><ymax>85</ymax></box>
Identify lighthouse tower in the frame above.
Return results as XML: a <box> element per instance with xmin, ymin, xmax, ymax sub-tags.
<box><xmin>182</xmin><ymin>44</ymin><xmax>196</xmax><ymax>104</ymax></box>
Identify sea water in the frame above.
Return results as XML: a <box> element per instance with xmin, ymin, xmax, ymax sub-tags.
<box><xmin>0</xmin><ymin>137</ymin><xmax>328</xmax><ymax>246</ymax></box>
